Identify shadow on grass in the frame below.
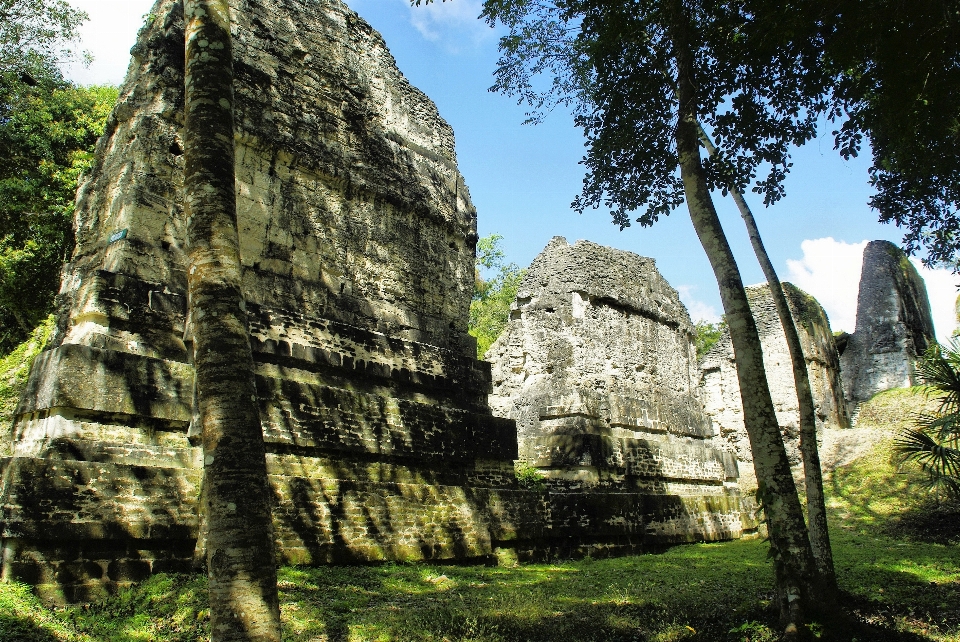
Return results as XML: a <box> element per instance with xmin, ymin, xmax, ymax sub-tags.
<box><xmin>888</xmin><ymin>503</ymin><xmax>960</xmax><ymax>545</ymax></box>
<box><xmin>0</xmin><ymin>614</ymin><xmax>63</xmax><ymax>642</ymax></box>
<box><xmin>1</xmin><ymin>535</ymin><xmax>953</xmax><ymax>641</ymax></box>
<box><xmin>275</xmin><ymin>537</ymin><xmax>949</xmax><ymax>642</ymax></box>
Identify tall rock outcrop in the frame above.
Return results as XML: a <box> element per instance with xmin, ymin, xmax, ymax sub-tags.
<box><xmin>486</xmin><ymin>238</ymin><xmax>745</xmax><ymax>547</ymax></box>
<box><xmin>1</xmin><ymin>0</ymin><xmax>525</xmax><ymax>601</ymax></box>
<box><xmin>700</xmin><ymin>283</ymin><xmax>848</xmax><ymax>484</ymax></box>
<box><xmin>840</xmin><ymin>240</ymin><xmax>936</xmax><ymax>415</ymax></box>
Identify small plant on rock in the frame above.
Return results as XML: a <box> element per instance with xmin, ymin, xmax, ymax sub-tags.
<box><xmin>514</xmin><ymin>461</ymin><xmax>547</xmax><ymax>491</ymax></box>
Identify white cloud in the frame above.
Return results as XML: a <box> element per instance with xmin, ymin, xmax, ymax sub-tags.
<box><xmin>402</xmin><ymin>0</ymin><xmax>494</xmax><ymax>51</ymax></box>
<box><xmin>676</xmin><ymin>285</ymin><xmax>721</xmax><ymax>324</ymax></box>
<box><xmin>911</xmin><ymin>259</ymin><xmax>960</xmax><ymax>344</ymax></box>
<box><xmin>785</xmin><ymin>237</ymin><xmax>959</xmax><ymax>343</ymax></box>
<box><xmin>785</xmin><ymin>238</ymin><xmax>866</xmax><ymax>334</ymax></box>
<box><xmin>65</xmin><ymin>0</ymin><xmax>154</xmax><ymax>86</ymax></box>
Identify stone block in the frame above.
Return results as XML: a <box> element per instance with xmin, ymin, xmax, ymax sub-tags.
<box><xmin>700</xmin><ymin>282</ymin><xmax>850</xmax><ymax>471</ymax></box>
<box><xmin>839</xmin><ymin>240</ymin><xmax>936</xmax><ymax>414</ymax></box>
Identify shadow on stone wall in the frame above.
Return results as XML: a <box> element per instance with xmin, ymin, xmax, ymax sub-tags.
<box><xmin>1</xmin><ymin>452</ymin><xmax>199</xmax><ymax>602</ymax></box>
<box><xmin>271</xmin><ymin>453</ymin><xmax>496</xmax><ymax>566</ymax></box>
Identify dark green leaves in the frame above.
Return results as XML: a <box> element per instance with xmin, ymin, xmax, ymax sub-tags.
<box><xmin>894</xmin><ymin>341</ymin><xmax>960</xmax><ymax>501</ymax></box>
<box><xmin>481</xmin><ymin>0</ymin><xmax>835</xmax><ymax>228</ymax></box>
<box><xmin>0</xmin><ymin>76</ymin><xmax>117</xmax><ymax>352</ymax></box>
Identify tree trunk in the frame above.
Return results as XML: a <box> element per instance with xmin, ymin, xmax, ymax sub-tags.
<box><xmin>183</xmin><ymin>2</ymin><xmax>282</xmax><ymax>641</ymax></box>
<box><xmin>669</xmin><ymin>7</ymin><xmax>818</xmax><ymax>630</ymax></box>
<box><xmin>697</xmin><ymin>125</ymin><xmax>838</xmax><ymax>595</ymax></box>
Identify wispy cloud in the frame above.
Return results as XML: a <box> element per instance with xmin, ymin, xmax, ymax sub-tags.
<box><xmin>785</xmin><ymin>237</ymin><xmax>959</xmax><ymax>343</ymax></box>
<box><xmin>676</xmin><ymin>285</ymin><xmax>721</xmax><ymax>324</ymax></box>
<box><xmin>402</xmin><ymin>0</ymin><xmax>494</xmax><ymax>51</ymax></box>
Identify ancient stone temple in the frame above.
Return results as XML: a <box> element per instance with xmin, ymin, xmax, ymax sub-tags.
<box><xmin>839</xmin><ymin>240</ymin><xmax>936</xmax><ymax>416</ymax></box>
<box><xmin>700</xmin><ymin>283</ymin><xmax>848</xmax><ymax>483</ymax></box>
<box><xmin>486</xmin><ymin>238</ymin><xmax>745</xmax><ymax>546</ymax></box>
<box><xmin>0</xmin><ymin>0</ymin><xmax>745</xmax><ymax>601</ymax></box>
<box><xmin>1</xmin><ymin>0</ymin><xmax>529</xmax><ymax>601</ymax></box>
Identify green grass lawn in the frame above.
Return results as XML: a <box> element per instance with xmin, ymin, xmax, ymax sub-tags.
<box><xmin>2</xmin><ymin>390</ymin><xmax>959</xmax><ymax>641</ymax></box>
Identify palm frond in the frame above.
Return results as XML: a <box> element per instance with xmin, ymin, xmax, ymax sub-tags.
<box><xmin>914</xmin><ymin>410</ymin><xmax>960</xmax><ymax>441</ymax></box>
<box><xmin>916</xmin><ymin>341</ymin><xmax>960</xmax><ymax>415</ymax></box>
<box><xmin>895</xmin><ymin>428</ymin><xmax>960</xmax><ymax>499</ymax></box>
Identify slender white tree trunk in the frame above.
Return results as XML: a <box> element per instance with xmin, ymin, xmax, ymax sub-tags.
<box><xmin>183</xmin><ymin>1</ymin><xmax>282</xmax><ymax>640</ymax></box>
<box><xmin>669</xmin><ymin>3</ymin><xmax>818</xmax><ymax>630</ymax></box>
<box><xmin>698</xmin><ymin>125</ymin><xmax>837</xmax><ymax>595</ymax></box>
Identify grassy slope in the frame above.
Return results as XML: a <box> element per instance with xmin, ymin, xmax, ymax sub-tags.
<box><xmin>1</xmin><ymin>390</ymin><xmax>958</xmax><ymax>641</ymax></box>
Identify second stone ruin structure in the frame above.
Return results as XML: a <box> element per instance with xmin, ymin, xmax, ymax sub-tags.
<box><xmin>839</xmin><ymin>240</ymin><xmax>936</xmax><ymax>416</ymax></box>
<box><xmin>486</xmin><ymin>237</ymin><xmax>745</xmax><ymax>546</ymax></box>
<box><xmin>700</xmin><ymin>283</ymin><xmax>849</xmax><ymax>486</ymax></box>
<box><xmin>0</xmin><ymin>0</ymin><xmax>745</xmax><ymax>601</ymax></box>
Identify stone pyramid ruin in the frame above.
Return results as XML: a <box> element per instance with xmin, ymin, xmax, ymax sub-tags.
<box><xmin>486</xmin><ymin>238</ymin><xmax>747</xmax><ymax>546</ymax></box>
<box><xmin>1</xmin><ymin>0</ymin><xmax>525</xmax><ymax>601</ymax></box>
<box><xmin>839</xmin><ymin>240</ymin><xmax>936</xmax><ymax>416</ymax></box>
<box><xmin>699</xmin><ymin>283</ymin><xmax>848</xmax><ymax>486</ymax></box>
<box><xmin>1</xmin><ymin>0</ymin><xmax>746</xmax><ymax>601</ymax></box>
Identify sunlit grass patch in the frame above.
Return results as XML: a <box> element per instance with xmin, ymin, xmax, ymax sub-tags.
<box><xmin>2</xmin><ymin>385</ymin><xmax>960</xmax><ymax>640</ymax></box>
<box><xmin>0</xmin><ymin>581</ymin><xmax>92</xmax><ymax>642</ymax></box>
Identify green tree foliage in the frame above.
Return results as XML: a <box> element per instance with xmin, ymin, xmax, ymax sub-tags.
<box><xmin>693</xmin><ymin>318</ymin><xmax>725</xmax><ymax>360</ymax></box>
<box><xmin>471</xmin><ymin>234</ymin><xmax>524</xmax><ymax>358</ymax></box>
<box><xmin>746</xmin><ymin>1</ymin><xmax>960</xmax><ymax>266</ymax></box>
<box><xmin>0</xmin><ymin>75</ymin><xmax>117</xmax><ymax>351</ymax></box>
<box><xmin>895</xmin><ymin>342</ymin><xmax>960</xmax><ymax>502</ymax></box>
<box><xmin>0</xmin><ymin>0</ymin><xmax>88</xmax><ymax>81</ymax></box>
<box><xmin>0</xmin><ymin>0</ymin><xmax>105</xmax><ymax>353</ymax></box>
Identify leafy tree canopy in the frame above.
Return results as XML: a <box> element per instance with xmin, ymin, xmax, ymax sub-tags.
<box><xmin>421</xmin><ymin>0</ymin><xmax>960</xmax><ymax>267</ymax></box>
<box><xmin>746</xmin><ymin>0</ymin><xmax>960</xmax><ymax>266</ymax></box>
<box><xmin>0</xmin><ymin>0</ymin><xmax>88</xmax><ymax>82</ymax></box>
<box><xmin>471</xmin><ymin>234</ymin><xmax>524</xmax><ymax>358</ymax></box>
<box><xmin>0</xmin><ymin>76</ymin><xmax>117</xmax><ymax>352</ymax></box>
<box><xmin>477</xmin><ymin>0</ymin><xmax>831</xmax><ymax>228</ymax></box>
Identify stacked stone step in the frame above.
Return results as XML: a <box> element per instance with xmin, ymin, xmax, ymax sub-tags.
<box><xmin>486</xmin><ymin>237</ymin><xmax>747</xmax><ymax>554</ymax></box>
<box><xmin>1</xmin><ymin>0</ymin><xmax>523</xmax><ymax>602</ymax></box>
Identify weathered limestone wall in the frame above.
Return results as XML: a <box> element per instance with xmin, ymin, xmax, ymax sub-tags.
<box><xmin>486</xmin><ymin>238</ymin><xmax>745</xmax><ymax>547</ymax></box>
<box><xmin>0</xmin><ymin>1</ymin><xmax>744</xmax><ymax>602</ymax></box>
<box><xmin>700</xmin><ymin>283</ymin><xmax>849</xmax><ymax>485</ymax></box>
<box><xmin>840</xmin><ymin>240</ymin><xmax>936</xmax><ymax>415</ymax></box>
<box><xmin>1</xmin><ymin>0</ymin><xmax>524</xmax><ymax>602</ymax></box>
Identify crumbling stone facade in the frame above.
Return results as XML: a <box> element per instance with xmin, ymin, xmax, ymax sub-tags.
<box><xmin>1</xmin><ymin>0</ymin><xmax>522</xmax><ymax>601</ymax></box>
<box><xmin>839</xmin><ymin>240</ymin><xmax>936</xmax><ymax>416</ymax></box>
<box><xmin>0</xmin><ymin>1</ymin><xmax>744</xmax><ymax>602</ymax></box>
<box><xmin>486</xmin><ymin>238</ymin><xmax>745</xmax><ymax>546</ymax></box>
<box><xmin>700</xmin><ymin>283</ymin><xmax>849</xmax><ymax>483</ymax></box>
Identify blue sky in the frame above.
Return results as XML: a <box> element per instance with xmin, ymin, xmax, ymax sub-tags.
<box><xmin>66</xmin><ymin>0</ymin><xmax>959</xmax><ymax>340</ymax></box>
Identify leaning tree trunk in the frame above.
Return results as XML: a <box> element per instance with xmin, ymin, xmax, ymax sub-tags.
<box><xmin>698</xmin><ymin>126</ymin><xmax>837</xmax><ymax>595</ymax></box>
<box><xmin>183</xmin><ymin>1</ymin><xmax>282</xmax><ymax>641</ymax></box>
<box><xmin>669</xmin><ymin>8</ymin><xmax>818</xmax><ymax>633</ymax></box>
